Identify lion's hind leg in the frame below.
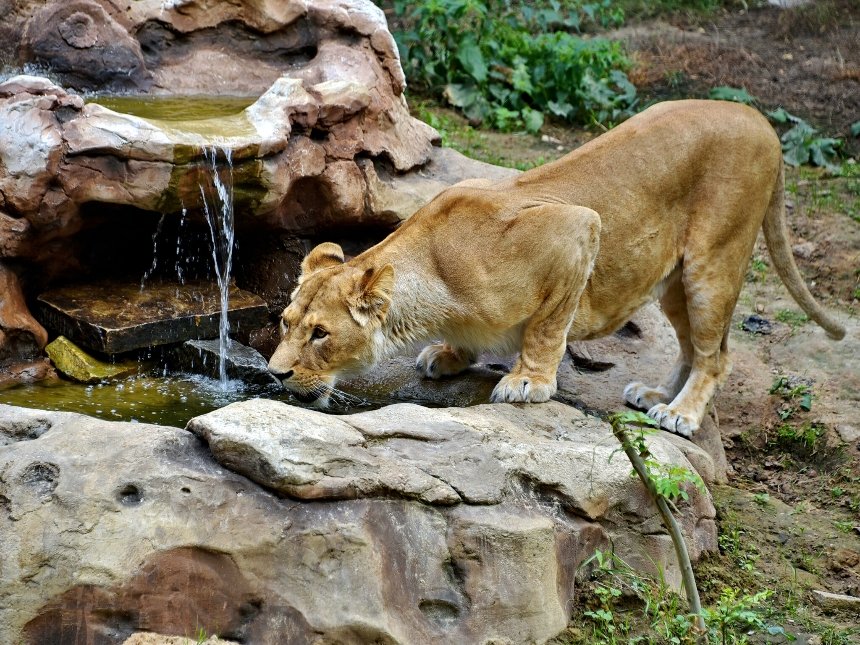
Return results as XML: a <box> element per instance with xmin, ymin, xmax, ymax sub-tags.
<box><xmin>624</xmin><ymin>267</ymin><xmax>693</xmax><ymax>411</ymax></box>
<box><xmin>416</xmin><ymin>343</ymin><xmax>476</xmax><ymax>379</ymax></box>
<box><xmin>646</xmin><ymin>252</ymin><xmax>743</xmax><ymax>437</ymax></box>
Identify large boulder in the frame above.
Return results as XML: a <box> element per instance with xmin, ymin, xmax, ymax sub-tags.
<box><xmin>0</xmin><ymin>400</ymin><xmax>717</xmax><ymax>645</ymax></box>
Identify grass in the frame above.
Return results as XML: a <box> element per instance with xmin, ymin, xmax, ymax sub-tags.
<box><xmin>791</xmin><ymin>162</ymin><xmax>860</xmax><ymax>222</ymax></box>
<box><xmin>412</xmin><ymin>100</ymin><xmax>558</xmax><ymax>170</ymax></box>
<box><xmin>609</xmin><ymin>0</ymin><xmax>753</xmax><ymax>21</ymax></box>
<box><xmin>774</xmin><ymin>308</ymin><xmax>809</xmax><ymax>329</ymax></box>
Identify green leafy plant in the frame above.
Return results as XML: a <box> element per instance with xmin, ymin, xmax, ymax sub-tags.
<box><xmin>752</xmin><ymin>492</ymin><xmax>770</xmax><ymax>508</ymax></box>
<box><xmin>708</xmin><ymin>86</ymin><xmax>756</xmax><ymax>105</ymax></box>
<box><xmin>706</xmin><ymin>87</ymin><xmax>844</xmax><ymax>172</ymax></box>
<box><xmin>718</xmin><ymin>526</ymin><xmax>760</xmax><ymax>573</ymax></box>
<box><xmin>767</xmin><ymin>108</ymin><xmax>842</xmax><ymax>173</ymax></box>
<box><xmin>775</xmin><ymin>422</ymin><xmax>826</xmax><ymax>454</ymax></box>
<box><xmin>702</xmin><ymin>588</ymin><xmax>775</xmax><ymax>645</ymax></box>
<box><xmin>769</xmin><ymin>375</ymin><xmax>813</xmax><ymax>420</ymax></box>
<box><xmin>774</xmin><ymin>308</ymin><xmax>809</xmax><ymax>330</ymax></box>
<box><xmin>574</xmin><ymin>548</ymin><xmax>788</xmax><ymax>645</ymax></box>
<box><xmin>383</xmin><ymin>0</ymin><xmax>637</xmax><ymax>132</ymax></box>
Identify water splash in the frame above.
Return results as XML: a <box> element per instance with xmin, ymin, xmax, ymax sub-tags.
<box><xmin>175</xmin><ymin>205</ymin><xmax>187</xmax><ymax>286</ymax></box>
<box><xmin>140</xmin><ymin>213</ymin><xmax>167</xmax><ymax>290</ymax></box>
<box><xmin>200</xmin><ymin>146</ymin><xmax>235</xmax><ymax>390</ymax></box>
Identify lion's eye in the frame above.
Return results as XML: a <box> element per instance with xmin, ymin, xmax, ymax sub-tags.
<box><xmin>311</xmin><ymin>326</ymin><xmax>328</xmax><ymax>340</ymax></box>
<box><xmin>279</xmin><ymin>320</ymin><xmax>289</xmax><ymax>336</ymax></box>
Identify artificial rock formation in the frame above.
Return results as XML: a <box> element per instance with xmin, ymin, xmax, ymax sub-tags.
<box><xmin>0</xmin><ymin>400</ymin><xmax>717</xmax><ymax>645</ymax></box>
<box><xmin>0</xmin><ymin>0</ymin><xmax>517</xmax><ymax>365</ymax></box>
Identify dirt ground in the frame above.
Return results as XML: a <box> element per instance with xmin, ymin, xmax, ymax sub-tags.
<box><xmin>411</xmin><ymin>2</ymin><xmax>859</xmax><ymax>641</ymax></box>
<box><xmin>625</xmin><ymin>0</ymin><xmax>860</xmax><ymax>154</ymax></box>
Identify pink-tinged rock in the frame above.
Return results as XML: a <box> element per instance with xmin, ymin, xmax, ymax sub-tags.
<box><xmin>0</xmin><ymin>264</ymin><xmax>48</xmax><ymax>362</ymax></box>
<box><xmin>19</xmin><ymin>0</ymin><xmax>152</xmax><ymax>92</ymax></box>
<box><xmin>0</xmin><ymin>212</ymin><xmax>31</xmax><ymax>258</ymax></box>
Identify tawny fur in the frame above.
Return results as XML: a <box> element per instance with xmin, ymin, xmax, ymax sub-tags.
<box><xmin>268</xmin><ymin>100</ymin><xmax>845</xmax><ymax>437</ymax></box>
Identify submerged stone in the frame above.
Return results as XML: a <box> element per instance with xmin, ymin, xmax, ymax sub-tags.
<box><xmin>37</xmin><ymin>282</ymin><xmax>269</xmax><ymax>355</ymax></box>
<box><xmin>169</xmin><ymin>339</ymin><xmax>279</xmax><ymax>387</ymax></box>
<box><xmin>45</xmin><ymin>336</ymin><xmax>137</xmax><ymax>383</ymax></box>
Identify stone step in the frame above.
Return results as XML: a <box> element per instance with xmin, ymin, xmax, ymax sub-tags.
<box><xmin>37</xmin><ymin>282</ymin><xmax>268</xmax><ymax>355</ymax></box>
<box><xmin>169</xmin><ymin>339</ymin><xmax>279</xmax><ymax>387</ymax></box>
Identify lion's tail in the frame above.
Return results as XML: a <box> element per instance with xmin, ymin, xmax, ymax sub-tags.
<box><xmin>762</xmin><ymin>162</ymin><xmax>845</xmax><ymax>340</ymax></box>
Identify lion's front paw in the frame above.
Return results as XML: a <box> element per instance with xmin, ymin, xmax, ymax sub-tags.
<box><xmin>416</xmin><ymin>344</ymin><xmax>473</xmax><ymax>379</ymax></box>
<box><xmin>647</xmin><ymin>403</ymin><xmax>699</xmax><ymax>438</ymax></box>
<box><xmin>490</xmin><ymin>373</ymin><xmax>556</xmax><ymax>403</ymax></box>
<box><xmin>624</xmin><ymin>381</ymin><xmax>671</xmax><ymax>411</ymax></box>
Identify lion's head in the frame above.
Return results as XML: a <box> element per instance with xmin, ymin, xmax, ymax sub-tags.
<box><xmin>267</xmin><ymin>242</ymin><xmax>394</xmax><ymax>406</ymax></box>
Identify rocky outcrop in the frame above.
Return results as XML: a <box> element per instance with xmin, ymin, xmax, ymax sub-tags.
<box><xmin>0</xmin><ymin>400</ymin><xmax>717</xmax><ymax>645</ymax></box>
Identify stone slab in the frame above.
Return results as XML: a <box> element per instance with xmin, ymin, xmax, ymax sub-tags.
<box><xmin>37</xmin><ymin>282</ymin><xmax>268</xmax><ymax>355</ymax></box>
<box><xmin>168</xmin><ymin>339</ymin><xmax>280</xmax><ymax>386</ymax></box>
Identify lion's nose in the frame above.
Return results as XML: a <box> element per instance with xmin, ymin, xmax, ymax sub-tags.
<box><xmin>272</xmin><ymin>369</ymin><xmax>294</xmax><ymax>380</ymax></box>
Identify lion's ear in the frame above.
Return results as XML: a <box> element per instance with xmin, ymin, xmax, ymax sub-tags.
<box><xmin>300</xmin><ymin>242</ymin><xmax>345</xmax><ymax>279</ymax></box>
<box><xmin>349</xmin><ymin>264</ymin><xmax>394</xmax><ymax>325</ymax></box>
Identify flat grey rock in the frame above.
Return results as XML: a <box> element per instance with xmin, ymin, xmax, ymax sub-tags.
<box><xmin>169</xmin><ymin>338</ymin><xmax>280</xmax><ymax>386</ymax></box>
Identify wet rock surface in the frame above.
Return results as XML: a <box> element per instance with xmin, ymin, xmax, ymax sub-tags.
<box><xmin>37</xmin><ymin>282</ymin><xmax>269</xmax><ymax>355</ymax></box>
<box><xmin>45</xmin><ymin>336</ymin><xmax>138</xmax><ymax>383</ymax></box>
<box><xmin>0</xmin><ymin>400</ymin><xmax>716</xmax><ymax>645</ymax></box>
<box><xmin>169</xmin><ymin>338</ymin><xmax>279</xmax><ymax>386</ymax></box>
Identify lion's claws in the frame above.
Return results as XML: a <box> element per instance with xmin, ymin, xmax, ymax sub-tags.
<box><xmin>491</xmin><ymin>374</ymin><xmax>555</xmax><ymax>403</ymax></box>
<box><xmin>646</xmin><ymin>403</ymin><xmax>698</xmax><ymax>438</ymax></box>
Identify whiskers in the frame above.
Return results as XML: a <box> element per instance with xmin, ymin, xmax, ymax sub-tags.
<box><xmin>294</xmin><ymin>381</ymin><xmax>369</xmax><ymax>410</ymax></box>
<box><xmin>323</xmin><ymin>385</ymin><xmax>369</xmax><ymax>408</ymax></box>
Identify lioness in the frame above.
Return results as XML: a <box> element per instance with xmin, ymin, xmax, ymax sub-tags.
<box><xmin>268</xmin><ymin>100</ymin><xmax>844</xmax><ymax>437</ymax></box>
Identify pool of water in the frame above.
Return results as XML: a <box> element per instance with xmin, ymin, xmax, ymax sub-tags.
<box><xmin>90</xmin><ymin>95</ymin><xmax>257</xmax><ymax>121</ymax></box>
<box><xmin>0</xmin><ymin>375</ymin><xmax>273</xmax><ymax>428</ymax></box>
<box><xmin>0</xmin><ymin>372</ymin><xmax>407</xmax><ymax>429</ymax></box>
<box><xmin>88</xmin><ymin>95</ymin><xmax>261</xmax><ymax>139</ymax></box>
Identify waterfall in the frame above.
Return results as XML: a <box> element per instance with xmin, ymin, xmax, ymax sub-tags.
<box><xmin>200</xmin><ymin>146</ymin><xmax>235</xmax><ymax>390</ymax></box>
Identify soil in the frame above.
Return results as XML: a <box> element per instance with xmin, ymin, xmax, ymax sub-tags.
<box><xmin>410</xmin><ymin>2</ymin><xmax>860</xmax><ymax>641</ymax></box>
<box><xmin>623</xmin><ymin>0</ymin><xmax>860</xmax><ymax>155</ymax></box>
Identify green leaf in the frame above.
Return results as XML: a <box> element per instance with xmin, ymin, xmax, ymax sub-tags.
<box><xmin>547</xmin><ymin>100</ymin><xmax>574</xmax><ymax>118</ymax></box>
<box><xmin>800</xmin><ymin>392</ymin><xmax>813</xmax><ymax>411</ymax></box>
<box><xmin>709</xmin><ymin>86</ymin><xmax>756</xmax><ymax>105</ymax></box>
<box><xmin>444</xmin><ymin>82</ymin><xmax>480</xmax><ymax>109</ymax></box>
<box><xmin>522</xmin><ymin>107</ymin><xmax>544</xmax><ymax>133</ymax></box>
<box><xmin>511</xmin><ymin>60</ymin><xmax>534</xmax><ymax>94</ymax></box>
<box><xmin>456</xmin><ymin>38</ymin><xmax>488</xmax><ymax>83</ymax></box>
<box><xmin>610</xmin><ymin>411</ymin><xmax>658</xmax><ymax>428</ymax></box>
<box><xmin>463</xmin><ymin>96</ymin><xmax>491</xmax><ymax>123</ymax></box>
<box><xmin>766</xmin><ymin>107</ymin><xmax>800</xmax><ymax>124</ymax></box>
<box><xmin>852</xmin><ymin>121</ymin><xmax>860</xmax><ymax>137</ymax></box>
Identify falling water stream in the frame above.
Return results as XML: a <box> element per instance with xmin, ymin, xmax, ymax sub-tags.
<box><xmin>200</xmin><ymin>146</ymin><xmax>235</xmax><ymax>390</ymax></box>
